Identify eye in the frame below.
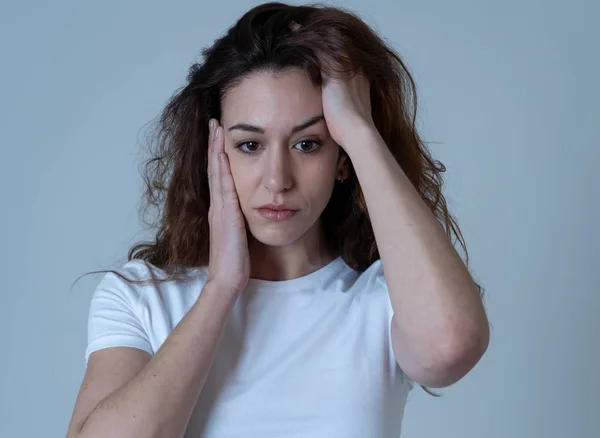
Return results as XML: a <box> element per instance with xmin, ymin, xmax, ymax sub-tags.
<box><xmin>236</xmin><ymin>140</ymin><xmax>322</xmax><ymax>155</ymax></box>
<box><xmin>293</xmin><ymin>140</ymin><xmax>321</xmax><ymax>153</ymax></box>
<box><xmin>236</xmin><ymin>141</ymin><xmax>263</xmax><ymax>154</ymax></box>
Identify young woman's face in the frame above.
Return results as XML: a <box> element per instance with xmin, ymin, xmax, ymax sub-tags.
<box><xmin>220</xmin><ymin>67</ymin><xmax>347</xmax><ymax>248</ymax></box>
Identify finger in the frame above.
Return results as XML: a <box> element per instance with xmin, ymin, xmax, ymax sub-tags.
<box><xmin>218</xmin><ymin>151</ymin><xmax>238</xmax><ymax>206</ymax></box>
<box><xmin>213</xmin><ymin>120</ymin><xmax>225</xmax><ymax>156</ymax></box>
<box><xmin>211</xmin><ymin>124</ymin><xmax>223</xmax><ymax>207</ymax></box>
<box><xmin>207</xmin><ymin>119</ymin><xmax>217</xmax><ymax>210</ymax></box>
<box><xmin>207</xmin><ymin>119</ymin><xmax>214</xmax><ymax>180</ymax></box>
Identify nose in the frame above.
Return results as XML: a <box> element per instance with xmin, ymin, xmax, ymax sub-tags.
<box><xmin>262</xmin><ymin>145</ymin><xmax>293</xmax><ymax>194</ymax></box>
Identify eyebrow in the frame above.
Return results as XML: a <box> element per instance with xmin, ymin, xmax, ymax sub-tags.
<box><xmin>227</xmin><ymin>115</ymin><xmax>325</xmax><ymax>134</ymax></box>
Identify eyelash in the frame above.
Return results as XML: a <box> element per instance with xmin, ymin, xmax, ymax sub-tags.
<box><xmin>235</xmin><ymin>139</ymin><xmax>322</xmax><ymax>155</ymax></box>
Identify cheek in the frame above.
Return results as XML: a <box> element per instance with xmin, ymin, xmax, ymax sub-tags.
<box><xmin>302</xmin><ymin>165</ymin><xmax>337</xmax><ymax>205</ymax></box>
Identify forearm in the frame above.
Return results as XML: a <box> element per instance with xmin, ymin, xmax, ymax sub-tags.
<box><xmin>78</xmin><ymin>281</ymin><xmax>237</xmax><ymax>438</ymax></box>
<box><xmin>346</xmin><ymin>127</ymin><xmax>488</xmax><ymax>366</ymax></box>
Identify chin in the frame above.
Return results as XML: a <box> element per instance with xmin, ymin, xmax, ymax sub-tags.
<box><xmin>248</xmin><ymin>225</ymin><xmax>303</xmax><ymax>247</ymax></box>
<box><xmin>245</xmin><ymin>211</ymin><xmax>315</xmax><ymax>247</ymax></box>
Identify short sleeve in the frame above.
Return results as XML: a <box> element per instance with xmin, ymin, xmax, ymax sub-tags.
<box><xmin>85</xmin><ymin>268</ymin><xmax>153</xmax><ymax>366</ymax></box>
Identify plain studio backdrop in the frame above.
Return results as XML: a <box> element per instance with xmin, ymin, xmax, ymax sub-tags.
<box><xmin>1</xmin><ymin>0</ymin><xmax>598</xmax><ymax>437</ymax></box>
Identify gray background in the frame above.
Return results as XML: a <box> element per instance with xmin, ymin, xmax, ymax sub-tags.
<box><xmin>1</xmin><ymin>0</ymin><xmax>598</xmax><ymax>437</ymax></box>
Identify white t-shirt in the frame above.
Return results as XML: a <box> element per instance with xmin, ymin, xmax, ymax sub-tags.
<box><xmin>85</xmin><ymin>256</ymin><xmax>414</xmax><ymax>438</ymax></box>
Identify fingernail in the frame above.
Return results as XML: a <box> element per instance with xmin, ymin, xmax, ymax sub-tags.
<box><xmin>215</xmin><ymin>126</ymin><xmax>220</xmax><ymax>140</ymax></box>
<box><xmin>209</xmin><ymin>120</ymin><xmax>214</xmax><ymax>130</ymax></box>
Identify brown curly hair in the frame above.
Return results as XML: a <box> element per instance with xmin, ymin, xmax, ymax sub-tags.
<box><xmin>77</xmin><ymin>2</ymin><xmax>484</xmax><ymax>396</ymax></box>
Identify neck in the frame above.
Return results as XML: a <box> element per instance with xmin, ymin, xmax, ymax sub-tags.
<box><xmin>248</xmin><ymin>221</ymin><xmax>337</xmax><ymax>281</ymax></box>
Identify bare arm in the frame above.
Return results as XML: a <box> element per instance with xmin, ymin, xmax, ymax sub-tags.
<box><xmin>68</xmin><ymin>282</ymin><xmax>238</xmax><ymax>438</ymax></box>
<box><xmin>345</xmin><ymin>125</ymin><xmax>489</xmax><ymax>388</ymax></box>
<box><xmin>69</xmin><ymin>119</ymin><xmax>249</xmax><ymax>437</ymax></box>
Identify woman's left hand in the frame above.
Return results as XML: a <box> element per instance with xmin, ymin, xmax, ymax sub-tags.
<box><xmin>321</xmin><ymin>69</ymin><xmax>375</xmax><ymax>150</ymax></box>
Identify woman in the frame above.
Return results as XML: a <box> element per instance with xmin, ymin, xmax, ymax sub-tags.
<box><xmin>68</xmin><ymin>2</ymin><xmax>490</xmax><ymax>437</ymax></box>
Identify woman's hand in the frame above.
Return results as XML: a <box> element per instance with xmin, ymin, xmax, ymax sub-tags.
<box><xmin>206</xmin><ymin>118</ymin><xmax>250</xmax><ymax>296</ymax></box>
<box><xmin>321</xmin><ymin>69</ymin><xmax>375</xmax><ymax>151</ymax></box>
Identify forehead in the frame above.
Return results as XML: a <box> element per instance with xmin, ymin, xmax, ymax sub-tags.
<box><xmin>221</xmin><ymin>68</ymin><xmax>323</xmax><ymax>129</ymax></box>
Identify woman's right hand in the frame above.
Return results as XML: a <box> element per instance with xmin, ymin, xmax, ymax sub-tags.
<box><xmin>206</xmin><ymin>118</ymin><xmax>250</xmax><ymax>296</ymax></box>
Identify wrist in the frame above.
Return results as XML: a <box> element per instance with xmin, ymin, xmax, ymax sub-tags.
<box><xmin>343</xmin><ymin>125</ymin><xmax>384</xmax><ymax>159</ymax></box>
<box><xmin>202</xmin><ymin>280</ymin><xmax>241</xmax><ymax>301</ymax></box>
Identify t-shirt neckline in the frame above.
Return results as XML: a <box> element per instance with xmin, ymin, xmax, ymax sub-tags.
<box><xmin>245</xmin><ymin>256</ymin><xmax>346</xmax><ymax>291</ymax></box>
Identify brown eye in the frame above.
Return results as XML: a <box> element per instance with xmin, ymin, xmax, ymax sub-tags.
<box><xmin>237</xmin><ymin>141</ymin><xmax>262</xmax><ymax>154</ymax></box>
<box><xmin>294</xmin><ymin>140</ymin><xmax>321</xmax><ymax>153</ymax></box>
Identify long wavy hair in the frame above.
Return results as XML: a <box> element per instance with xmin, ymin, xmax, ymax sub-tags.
<box><xmin>77</xmin><ymin>2</ymin><xmax>485</xmax><ymax>396</ymax></box>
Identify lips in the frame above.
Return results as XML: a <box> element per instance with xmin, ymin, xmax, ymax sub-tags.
<box><xmin>258</xmin><ymin>203</ymin><xmax>297</xmax><ymax>211</ymax></box>
<box><xmin>256</xmin><ymin>205</ymin><xmax>298</xmax><ymax>222</ymax></box>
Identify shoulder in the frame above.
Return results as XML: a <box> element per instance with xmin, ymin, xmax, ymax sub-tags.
<box><xmin>343</xmin><ymin>258</ymin><xmax>387</xmax><ymax>289</ymax></box>
<box><xmin>91</xmin><ymin>259</ymin><xmax>174</xmax><ymax>307</ymax></box>
<box><xmin>330</xmin><ymin>258</ymin><xmax>389</xmax><ymax>304</ymax></box>
<box><xmin>96</xmin><ymin>259</ymin><xmax>204</xmax><ymax>294</ymax></box>
<box><xmin>89</xmin><ymin>259</ymin><xmax>153</xmax><ymax>310</ymax></box>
